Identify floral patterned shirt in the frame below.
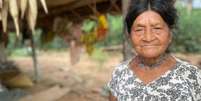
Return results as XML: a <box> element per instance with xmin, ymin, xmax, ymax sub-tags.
<box><xmin>108</xmin><ymin>58</ymin><xmax>201</xmax><ymax>101</ymax></box>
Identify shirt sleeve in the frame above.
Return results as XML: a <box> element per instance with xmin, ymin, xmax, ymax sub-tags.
<box><xmin>107</xmin><ymin>66</ymin><xmax>121</xmax><ymax>97</ymax></box>
<box><xmin>187</xmin><ymin>65</ymin><xmax>201</xmax><ymax>100</ymax></box>
<box><xmin>193</xmin><ymin>67</ymin><xmax>201</xmax><ymax>100</ymax></box>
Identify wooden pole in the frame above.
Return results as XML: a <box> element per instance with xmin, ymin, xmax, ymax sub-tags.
<box><xmin>0</xmin><ymin>27</ymin><xmax>8</xmax><ymax>63</ymax></box>
<box><xmin>30</xmin><ymin>31</ymin><xmax>39</xmax><ymax>83</ymax></box>
<box><xmin>122</xmin><ymin>0</ymin><xmax>134</xmax><ymax>61</ymax></box>
<box><xmin>0</xmin><ymin>41</ymin><xmax>7</xmax><ymax>63</ymax></box>
<box><xmin>187</xmin><ymin>0</ymin><xmax>193</xmax><ymax>15</ymax></box>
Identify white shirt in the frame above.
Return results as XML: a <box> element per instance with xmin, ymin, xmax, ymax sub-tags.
<box><xmin>108</xmin><ymin>58</ymin><xmax>201</xmax><ymax>101</ymax></box>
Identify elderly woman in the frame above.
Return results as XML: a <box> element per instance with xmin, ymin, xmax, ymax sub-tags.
<box><xmin>107</xmin><ymin>0</ymin><xmax>201</xmax><ymax>101</ymax></box>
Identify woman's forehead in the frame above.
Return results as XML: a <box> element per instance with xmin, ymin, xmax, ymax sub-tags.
<box><xmin>133</xmin><ymin>11</ymin><xmax>165</xmax><ymax>26</ymax></box>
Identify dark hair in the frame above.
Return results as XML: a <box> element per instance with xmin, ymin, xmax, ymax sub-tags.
<box><xmin>125</xmin><ymin>0</ymin><xmax>178</xmax><ymax>34</ymax></box>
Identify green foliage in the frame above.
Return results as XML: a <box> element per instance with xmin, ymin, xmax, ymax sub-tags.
<box><xmin>6</xmin><ymin>32</ymin><xmax>19</xmax><ymax>50</ymax></box>
<box><xmin>6</xmin><ymin>32</ymin><xmax>24</xmax><ymax>56</ymax></box>
<box><xmin>82</xmin><ymin>19</ymin><xmax>97</xmax><ymax>33</ymax></box>
<box><xmin>97</xmin><ymin>14</ymin><xmax>123</xmax><ymax>46</ymax></box>
<box><xmin>40</xmin><ymin>36</ymin><xmax>67</xmax><ymax>50</ymax></box>
<box><xmin>9</xmin><ymin>48</ymin><xmax>32</xmax><ymax>57</ymax></box>
<box><xmin>6</xmin><ymin>29</ymin><xmax>67</xmax><ymax>57</ymax></box>
<box><xmin>90</xmin><ymin>48</ymin><xmax>108</xmax><ymax>67</ymax></box>
<box><xmin>171</xmin><ymin>7</ymin><xmax>201</xmax><ymax>53</ymax></box>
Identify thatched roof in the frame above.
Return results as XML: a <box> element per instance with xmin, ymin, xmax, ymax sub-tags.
<box><xmin>39</xmin><ymin>0</ymin><xmax>121</xmax><ymax>21</ymax></box>
<box><xmin>0</xmin><ymin>0</ymin><xmax>121</xmax><ymax>34</ymax></box>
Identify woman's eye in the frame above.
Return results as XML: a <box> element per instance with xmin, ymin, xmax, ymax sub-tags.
<box><xmin>135</xmin><ymin>29</ymin><xmax>143</xmax><ymax>32</ymax></box>
<box><xmin>154</xmin><ymin>27</ymin><xmax>161</xmax><ymax>30</ymax></box>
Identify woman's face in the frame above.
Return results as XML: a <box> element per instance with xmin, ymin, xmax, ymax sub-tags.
<box><xmin>131</xmin><ymin>11</ymin><xmax>171</xmax><ymax>59</ymax></box>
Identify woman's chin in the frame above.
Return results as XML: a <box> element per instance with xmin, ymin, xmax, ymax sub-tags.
<box><xmin>139</xmin><ymin>51</ymin><xmax>162</xmax><ymax>59</ymax></box>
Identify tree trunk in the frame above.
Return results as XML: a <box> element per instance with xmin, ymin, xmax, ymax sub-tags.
<box><xmin>187</xmin><ymin>0</ymin><xmax>193</xmax><ymax>15</ymax></box>
<box><xmin>122</xmin><ymin>0</ymin><xmax>134</xmax><ymax>61</ymax></box>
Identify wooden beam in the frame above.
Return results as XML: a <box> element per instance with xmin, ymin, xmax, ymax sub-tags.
<box><xmin>71</xmin><ymin>10</ymin><xmax>83</xmax><ymax>21</ymax></box>
<box><xmin>39</xmin><ymin>0</ymin><xmax>121</xmax><ymax>22</ymax></box>
<box><xmin>45</xmin><ymin>0</ymin><xmax>76</xmax><ymax>8</ymax></box>
<box><xmin>108</xmin><ymin>0</ymin><xmax>121</xmax><ymax>12</ymax></box>
<box><xmin>65</xmin><ymin>0</ymin><xmax>107</xmax><ymax>10</ymax></box>
<box><xmin>40</xmin><ymin>0</ymin><xmax>107</xmax><ymax>18</ymax></box>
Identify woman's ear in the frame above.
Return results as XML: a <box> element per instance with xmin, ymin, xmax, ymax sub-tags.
<box><xmin>169</xmin><ymin>31</ymin><xmax>173</xmax><ymax>44</ymax></box>
<box><xmin>169</xmin><ymin>39</ymin><xmax>172</xmax><ymax>44</ymax></box>
<box><xmin>169</xmin><ymin>31</ymin><xmax>174</xmax><ymax>43</ymax></box>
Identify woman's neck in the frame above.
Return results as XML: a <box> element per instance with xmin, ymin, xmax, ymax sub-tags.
<box><xmin>137</xmin><ymin>54</ymin><xmax>169</xmax><ymax>69</ymax></box>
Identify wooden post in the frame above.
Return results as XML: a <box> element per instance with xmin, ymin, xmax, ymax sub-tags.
<box><xmin>0</xmin><ymin>29</ymin><xmax>8</xmax><ymax>63</ymax></box>
<box><xmin>0</xmin><ymin>42</ymin><xmax>6</xmax><ymax>63</ymax></box>
<box><xmin>30</xmin><ymin>31</ymin><xmax>39</xmax><ymax>83</ymax></box>
<box><xmin>122</xmin><ymin>0</ymin><xmax>134</xmax><ymax>61</ymax></box>
<box><xmin>187</xmin><ymin>0</ymin><xmax>193</xmax><ymax>15</ymax></box>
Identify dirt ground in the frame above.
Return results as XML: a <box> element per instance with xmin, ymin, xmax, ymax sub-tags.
<box><xmin>10</xmin><ymin>50</ymin><xmax>122</xmax><ymax>101</ymax></box>
<box><xmin>9</xmin><ymin>51</ymin><xmax>201</xmax><ymax>101</ymax></box>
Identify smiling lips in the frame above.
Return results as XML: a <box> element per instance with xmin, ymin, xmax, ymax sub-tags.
<box><xmin>141</xmin><ymin>45</ymin><xmax>160</xmax><ymax>48</ymax></box>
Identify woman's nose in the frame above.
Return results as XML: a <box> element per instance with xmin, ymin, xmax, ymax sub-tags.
<box><xmin>143</xmin><ymin>28</ymin><xmax>155</xmax><ymax>42</ymax></box>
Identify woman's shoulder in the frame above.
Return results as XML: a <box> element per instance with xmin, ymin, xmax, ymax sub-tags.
<box><xmin>176</xmin><ymin>58</ymin><xmax>201</xmax><ymax>99</ymax></box>
<box><xmin>114</xmin><ymin>59</ymin><xmax>131</xmax><ymax>70</ymax></box>
<box><xmin>111</xmin><ymin>59</ymin><xmax>132</xmax><ymax>78</ymax></box>
<box><xmin>107</xmin><ymin>59</ymin><xmax>134</xmax><ymax>97</ymax></box>
<box><xmin>175</xmin><ymin>58</ymin><xmax>201</xmax><ymax>80</ymax></box>
<box><xmin>176</xmin><ymin>58</ymin><xmax>200</xmax><ymax>71</ymax></box>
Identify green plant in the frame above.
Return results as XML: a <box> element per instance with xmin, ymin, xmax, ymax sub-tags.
<box><xmin>171</xmin><ymin>7</ymin><xmax>201</xmax><ymax>53</ymax></box>
<box><xmin>91</xmin><ymin>48</ymin><xmax>108</xmax><ymax>68</ymax></box>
